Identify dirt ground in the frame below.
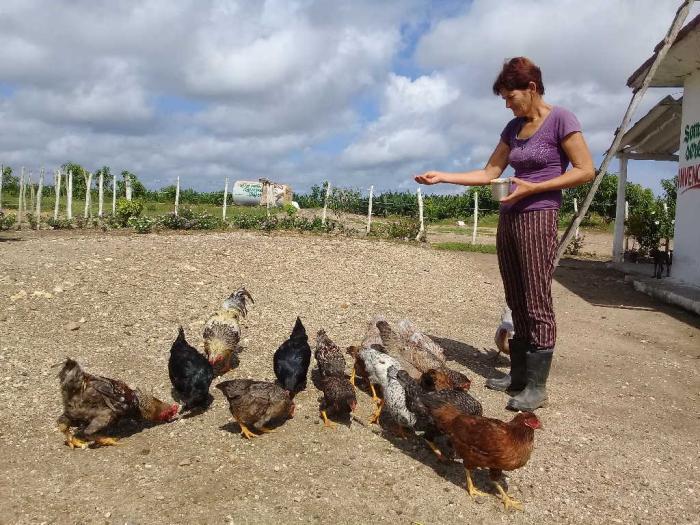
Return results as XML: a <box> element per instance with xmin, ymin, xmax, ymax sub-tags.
<box><xmin>1</xmin><ymin>228</ymin><xmax>698</xmax><ymax>525</ymax></box>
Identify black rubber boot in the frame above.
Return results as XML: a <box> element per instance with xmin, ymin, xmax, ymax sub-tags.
<box><xmin>506</xmin><ymin>348</ymin><xmax>553</xmax><ymax>411</ymax></box>
<box><xmin>485</xmin><ymin>338</ymin><xmax>527</xmax><ymax>393</ymax></box>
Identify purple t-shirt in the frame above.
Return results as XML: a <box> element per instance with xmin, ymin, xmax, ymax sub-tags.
<box><xmin>499</xmin><ymin>106</ymin><xmax>581</xmax><ymax>213</ymax></box>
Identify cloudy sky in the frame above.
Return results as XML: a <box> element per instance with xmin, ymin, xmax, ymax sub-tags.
<box><xmin>1</xmin><ymin>0</ymin><xmax>697</xmax><ymax>194</ymax></box>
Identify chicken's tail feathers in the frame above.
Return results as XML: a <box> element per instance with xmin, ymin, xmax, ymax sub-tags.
<box><xmin>291</xmin><ymin>316</ymin><xmax>306</xmax><ymax>338</ymax></box>
<box><xmin>176</xmin><ymin>325</ymin><xmax>186</xmax><ymax>342</ymax></box>
<box><xmin>223</xmin><ymin>286</ymin><xmax>254</xmax><ymax>317</ymax></box>
<box><xmin>58</xmin><ymin>358</ymin><xmax>84</xmax><ymax>387</ymax></box>
<box><xmin>376</xmin><ymin>320</ymin><xmax>400</xmax><ymax>352</ymax></box>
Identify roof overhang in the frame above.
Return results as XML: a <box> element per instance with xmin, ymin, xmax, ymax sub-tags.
<box><xmin>615</xmin><ymin>95</ymin><xmax>682</xmax><ymax>161</ymax></box>
<box><xmin>628</xmin><ymin>12</ymin><xmax>700</xmax><ymax>89</ymax></box>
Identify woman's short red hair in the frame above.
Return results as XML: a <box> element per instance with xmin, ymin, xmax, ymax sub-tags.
<box><xmin>492</xmin><ymin>57</ymin><xmax>545</xmax><ymax>95</ymax></box>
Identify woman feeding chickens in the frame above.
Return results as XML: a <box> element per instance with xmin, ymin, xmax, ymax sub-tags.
<box><xmin>415</xmin><ymin>57</ymin><xmax>595</xmax><ymax>411</ymax></box>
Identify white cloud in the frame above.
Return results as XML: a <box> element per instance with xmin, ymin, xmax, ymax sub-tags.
<box><xmin>0</xmin><ymin>0</ymin><xmax>696</xmax><ymax>193</ymax></box>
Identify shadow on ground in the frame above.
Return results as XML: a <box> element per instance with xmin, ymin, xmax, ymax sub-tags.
<box><xmin>555</xmin><ymin>258</ymin><xmax>700</xmax><ymax>327</ymax></box>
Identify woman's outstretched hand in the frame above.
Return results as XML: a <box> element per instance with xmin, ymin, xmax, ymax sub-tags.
<box><xmin>499</xmin><ymin>177</ymin><xmax>538</xmax><ymax>204</ymax></box>
<box><xmin>414</xmin><ymin>171</ymin><xmax>442</xmax><ymax>185</ymax></box>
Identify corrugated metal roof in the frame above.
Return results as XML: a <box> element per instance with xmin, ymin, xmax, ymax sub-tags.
<box><xmin>628</xmin><ymin>12</ymin><xmax>700</xmax><ymax>89</ymax></box>
<box><xmin>616</xmin><ymin>95</ymin><xmax>682</xmax><ymax>157</ymax></box>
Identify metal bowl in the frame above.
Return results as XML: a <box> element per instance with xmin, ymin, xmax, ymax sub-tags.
<box><xmin>490</xmin><ymin>178</ymin><xmax>511</xmax><ymax>201</ymax></box>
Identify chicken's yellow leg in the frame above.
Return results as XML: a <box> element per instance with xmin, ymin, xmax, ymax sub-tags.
<box><xmin>424</xmin><ymin>439</ymin><xmax>447</xmax><ymax>461</ymax></box>
<box><xmin>320</xmin><ymin>410</ymin><xmax>336</xmax><ymax>429</ymax></box>
<box><xmin>58</xmin><ymin>421</ymin><xmax>88</xmax><ymax>449</ymax></box>
<box><xmin>369</xmin><ymin>383</ymin><xmax>380</xmax><ymax>404</ymax></box>
<box><xmin>349</xmin><ymin>368</ymin><xmax>356</xmax><ymax>387</ymax></box>
<box><xmin>465</xmin><ymin>470</ymin><xmax>490</xmax><ymax>499</ymax></box>
<box><xmin>492</xmin><ymin>481</ymin><xmax>523</xmax><ymax>511</ymax></box>
<box><xmin>93</xmin><ymin>436</ymin><xmax>120</xmax><ymax>447</ymax></box>
<box><xmin>237</xmin><ymin>420</ymin><xmax>258</xmax><ymax>439</ymax></box>
<box><xmin>368</xmin><ymin>398</ymin><xmax>384</xmax><ymax>424</ymax></box>
<box><xmin>258</xmin><ymin>426</ymin><xmax>276</xmax><ymax>434</ymax></box>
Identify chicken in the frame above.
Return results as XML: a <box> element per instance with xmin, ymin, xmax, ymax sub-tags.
<box><xmin>377</xmin><ymin>320</ymin><xmax>471</xmax><ymax>390</ymax></box>
<box><xmin>215</xmin><ymin>379</ymin><xmax>294</xmax><ymax>439</ymax></box>
<box><xmin>357</xmin><ymin>346</ymin><xmax>411</xmax><ymax>426</ymax></box>
<box><xmin>396</xmin><ymin>319</ymin><xmax>445</xmax><ymax>362</ymax></box>
<box><xmin>203</xmin><ymin>286</ymin><xmax>254</xmax><ymax>375</ymax></box>
<box><xmin>421</xmin><ymin>394</ymin><xmax>541</xmax><ymax>511</ymax></box>
<box><xmin>315</xmin><ymin>329</ymin><xmax>356</xmax><ymax>428</ymax></box>
<box><xmin>494</xmin><ymin>307</ymin><xmax>515</xmax><ymax>357</ymax></box>
<box><xmin>392</xmin><ymin>367</ymin><xmax>482</xmax><ymax>459</ymax></box>
<box><xmin>361</xmin><ymin>314</ymin><xmax>387</xmax><ymax>350</ymax></box>
<box><xmin>273</xmin><ymin>317</ymin><xmax>311</xmax><ymax>395</ymax></box>
<box><xmin>168</xmin><ymin>326</ymin><xmax>214</xmax><ymax>412</ymax></box>
<box><xmin>57</xmin><ymin>359</ymin><xmax>179</xmax><ymax>449</ymax></box>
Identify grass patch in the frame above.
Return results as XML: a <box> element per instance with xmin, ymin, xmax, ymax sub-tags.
<box><xmin>431</xmin><ymin>242</ymin><xmax>497</xmax><ymax>254</ymax></box>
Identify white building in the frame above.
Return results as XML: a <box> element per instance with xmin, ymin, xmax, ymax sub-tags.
<box><xmin>624</xmin><ymin>13</ymin><xmax>700</xmax><ymax>288</ymax></box>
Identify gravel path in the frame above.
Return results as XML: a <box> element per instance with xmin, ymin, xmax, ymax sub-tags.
<box><xmin>1</xmin><ymin>229</ymin><xmax>698</xmax><ymax>524</ymax></box>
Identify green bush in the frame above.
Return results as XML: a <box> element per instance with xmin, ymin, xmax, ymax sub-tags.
<box><xmin>128</xmin><ymin>216</ymin><xmax>155</xmax><ymax>233</ymax></box>
<box><xmin>115</xmin><ymin>199</ymin><xmax>144</xmax><ymax>227</ymax></box>
<box><xmin>0</xmin><ymin>211</ymin><xmax>16</xmax><ymax>230</ymax></box>
<box><xmin>46</xmin><ymin>217</ymin><xmax>74</xmax><ymax>230</ymax></box>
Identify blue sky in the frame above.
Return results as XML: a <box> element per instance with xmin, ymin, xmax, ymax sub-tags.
<box><xmin>0</xmin><ymin>0</ymin><xmax>697</xmax><ymax>196</ymax></box>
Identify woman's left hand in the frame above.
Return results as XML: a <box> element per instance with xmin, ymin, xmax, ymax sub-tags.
<box><xmin>499</xmin><ymin>177</ymin><xmax>538</xmax><ymax>204</ymax></box>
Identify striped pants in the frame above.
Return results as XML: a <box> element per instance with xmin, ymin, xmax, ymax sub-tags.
<box><xmin>496</xmin><ymin>209</ymin><xmax>558</xmax><ymax>350</ymax></box>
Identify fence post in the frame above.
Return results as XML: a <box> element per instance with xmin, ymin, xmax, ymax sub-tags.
<box><xmin>53</xmin><ymin>170</ymin><xmax>61</xmax><ymax>220</ymax></box>
<box><xmin>125</xmin><ymin>173</ymin><xmax>132</xmax><ymax>201</ymax></box>
<box><xmin>321</xmin><ymin>181</ymin><xmax>331</xmax><ymax>225</ymax></box>
<box><xmin>112</xmin><ymin>173</ymin><xmax>117</xmax><ymax>214</ymax></box>
<box><xmin>35</xmin><ymin>168</ymin><xmax>44</xmax><ymax>228</ymax></box>
<box><xmin>222</xmin><ymin>177</ymin><xmax>229</xmax><ymax>220</ymax></box>
<box><xmin>415</xmin><ymin>188</ymin><xmax>425</xmax><ymax>241</ymax></box>
<box><xmin>0</xmin><ymin>164</ymin><xmax>3</xmax><ymax>210</ymax></box>
<box><xmin>471</xmin><ymin>191</ymin><xmax>479</xmax><ymax>244</ymax></box>
<box><xmin>18</xmin><ymin>168</ymin><xmax>25</xmax><ymax>226</ymax></box>
<box><xmin>98</xmin><ymin>171</ymin><xmax>104</xmax><ymax>217</ymax></box>
<box><xmin>174</xmin><ymin>176</ymin><xmax>180</xmax><ymax>216</ymax></box>
<box><xmin>67</xmin><ymin>170</ymin><xmax>73</xmax><ymax>220</ymax></box>
<box><xmin>29</xmin><ymin>172</ymin><xmax>35</xmax><ymax>213</ymax></box>
<box><xmin>84</xmin><ymin>172</ymin><xmax>93</xmax><ymax>219</ymax></box>
<box><xmin>366</xmin><ymin>185</ymin><xmax>373</xmax><ymax>234</ymax></box>
<box><xmin>266</xmin><ymin>183</ymin><xmax>272</xmax><ymax>218</ymax></box>
<box><xmin>573</xmin><ymin>197</ymin><xmax>579</xmax><ymax>239</ymax></box>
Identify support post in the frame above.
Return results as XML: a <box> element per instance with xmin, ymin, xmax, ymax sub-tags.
<box><xmin>556</xmin><ymin>0</ymin><xmax>693</xmax><ymax>266</ymax></box>
<box><xmin>84</xmin><ymin>172</ymin><xmax>93</xmax><ymax>219</ymax></box>
<box><xmin>222</xmin><ymin>177</ymin><xmax>229</xmax><ymax>220</ymax></box>
<box><xmin>174</xmin><ymin>176</ymin><xmax>180</xmax><ymax>216</ymax></box>
<box><xmin>0</xmin><ymin>164</ymin><xmax>4</xmax><ymax>210</ymax></box>
<box><xmin>471</xmin><ymin>191</ymin><xmax>479</xmax><ymax>244</ymax></box>
<box><xmin>366</xmin><ymin>185</ymin><xmax>374</xmax><ymax>234</ymax></box>
<box><xmin>18</xmin><ymin>168</ymin><xmax>25</xmax><ymax>226</ymax></box>
<box><xmin>53</xmin><ymin>170</ymin><xmax>61</xmax><ymax>220</ymax></box>
<box><xmin>125</xmin><ymin>173</ymin><xmax>132</xmax><ymax>201</ymax></box>
<box><xmin>612</xmin><ymin>154</ymin><xmax>628</xmax><ymax>263</ymax></box>
<box><xmin>67</xmin><ymin>170</ymin><xmax>73</xmax><ymax>220</ymax></box>
<box><xmin>573</xmin><ymin>197</ymin><xmax>579</xmax><ymax>239</ymax></box>
<box><xmin>28</xmin><ymin>172</ymin><xmax>35</xmax><ymax>213</ymax></box>
<box><xmin>98</xmin><ymin>171</ymin><xmax>104</xmax><ymax>217</ymax></box>
<box><xmin>321</xmin><ymin>181</ymin><xmax>331</xmax><ymax>225</ymax></box>
<box><xmin>112</xmin><ymin>174</ymin><xmax>117</xmax><ymax>214</ymax></box>
<box><xmin>35</xmin><ymin>168</ymin><xmax>44</xmax><ymax>228</ymax></box>
<box><xmin>415</xmin><ymin>188</ymin><xmax>425</xmax><ymax>241</ymax></box>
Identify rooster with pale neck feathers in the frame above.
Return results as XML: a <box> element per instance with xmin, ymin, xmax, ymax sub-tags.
<box><xmin>203</xmin><ymin>286</ymin><xmax>253</xmax><ymax>376</ymax></box>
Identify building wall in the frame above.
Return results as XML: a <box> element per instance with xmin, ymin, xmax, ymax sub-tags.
<box><xmin>675</xmin><ymin>70</ymin><xmax>700</xmax><ymax>286</ymax></box>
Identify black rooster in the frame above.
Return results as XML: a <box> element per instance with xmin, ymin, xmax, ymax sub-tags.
<box><xmin>273</xmin><ymin>317</ymin><xmax>311</xmax><ymax>395</ymax></box>
<box><xmin>168</xmin><ymin>326</ymin><xmax>214</xmax><ymax>411</ymax></box>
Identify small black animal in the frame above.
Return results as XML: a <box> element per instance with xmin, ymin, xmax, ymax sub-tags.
<box><xmin>168</xmin><ymin>326</ymin><xmax>214</xmax><ymax>411</ymax></box>
<box><xmin>650</xmin><ymin>248</ymin><xmax>671</xmax><ymax>279</ymax></box>
<box><xmin>273</xmin><ymin>317</ymin><xmax>311</xmax><ymax>395</ymax></box>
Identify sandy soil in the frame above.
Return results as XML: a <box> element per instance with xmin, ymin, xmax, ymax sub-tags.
<box><xmin>1</xmin><ymin>228</ymin><xmax>698</xmax><ymax>525</ymax></box>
